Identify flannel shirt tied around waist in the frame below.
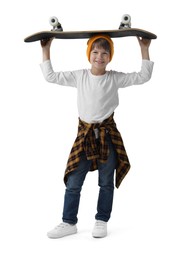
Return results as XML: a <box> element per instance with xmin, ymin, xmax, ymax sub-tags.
<box><xmin>64</xmin><ymin>113</ymin><xmax>131</xmax><ymax>188</ymax></box>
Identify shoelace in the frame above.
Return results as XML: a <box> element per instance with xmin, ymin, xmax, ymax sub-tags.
<box><xmin>95</xmin><ymin>221</ymin><xmax>106</xmax><ymax>228</ymax></box>
<box><xmin>55</xmin><ymin>223</ymin><xmax>69</xmax><ymax>229</ymax></box>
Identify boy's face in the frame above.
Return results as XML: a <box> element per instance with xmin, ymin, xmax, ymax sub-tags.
<box><xmin>90</xmin><ymin>46</ymin><xmax>110</xmax><ymax>74</ymax></box>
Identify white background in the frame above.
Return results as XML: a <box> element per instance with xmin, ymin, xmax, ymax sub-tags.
<box><xmin>0</xmin><ymin>0</ymin><xmax>182</xmax><ymax>259</ymax></box>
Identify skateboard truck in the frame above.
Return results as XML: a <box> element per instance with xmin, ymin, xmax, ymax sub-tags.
<box><xmin>49</xmin><ymin>16</ymin><xmax>63</xmax><ymax>31</ymax></box>
<box><xmin>119</xmin><ymin>14</ymin><xmax>131</xmax><ymax>29</ymax></box>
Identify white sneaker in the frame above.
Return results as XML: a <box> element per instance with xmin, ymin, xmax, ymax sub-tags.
<box><xmin>47</xmin><ymin>222</ymin><xmax>77</xmax><ymax>239</ymax></box>
<box><xmin>92</xmin><ymin>220</ymin><xmax>107</xmax><ymax>238</ymax></box>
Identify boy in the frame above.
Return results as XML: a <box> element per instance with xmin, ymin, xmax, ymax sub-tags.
<box><xmin>40</xmin><ymin>35</ymin><xmax>153</xmax><ymax>238</ymax></box>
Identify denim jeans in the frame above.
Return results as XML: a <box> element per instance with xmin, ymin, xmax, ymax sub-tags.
<box><xmin>62</xmin><ymin>134</ymin><xmax>117</xmax><ymax>224</ymax></box>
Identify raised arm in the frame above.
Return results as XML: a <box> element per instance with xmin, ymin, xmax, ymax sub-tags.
<box><xmin>40</xmin><ymin>39</ymin><xmax>78</xmax><ymax>87</ymax></box>
<box><xmin>137</xmin><ymin>37</ymin><xmax>151</xmax><ymax>60</ymax></box>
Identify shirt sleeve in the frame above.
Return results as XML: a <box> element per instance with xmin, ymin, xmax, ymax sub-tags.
<box><xmin>40</xmin><ymin>60</ymin><xmax>78</xmax><ymax>87</ymax></box>
<box><xmin>116</xmin><ymin>60</ymin><xmax>154</xmax><ymax>88</ymax></box>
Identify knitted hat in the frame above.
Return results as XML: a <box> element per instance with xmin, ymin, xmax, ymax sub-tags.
<box><xmin>86</xmin><ymin>35</ymin><xmax>114</xmax><ymax>62</ymax></box>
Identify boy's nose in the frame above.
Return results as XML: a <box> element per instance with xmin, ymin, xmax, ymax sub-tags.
<box><xmin>98</xmin><ymin>53</ymin><xmax>103</xmax><ymax>58</ymax></box>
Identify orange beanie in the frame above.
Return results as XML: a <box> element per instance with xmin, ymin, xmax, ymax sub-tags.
<box><xmin>86</xmin><ymin>35</ymin><xmax>114</xmax><ymax>62</ymax></box>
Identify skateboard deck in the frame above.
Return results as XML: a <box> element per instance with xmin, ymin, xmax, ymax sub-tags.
<box><xmin>24</xmin><ymin>15</ymin><xmax>157</xmax><ymax>43</ymax></box>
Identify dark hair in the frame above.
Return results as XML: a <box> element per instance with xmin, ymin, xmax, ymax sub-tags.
<box><xmin>91</xmin><ymin>38</ymin><xmax>111</xmax><ymax>54</ymax></box>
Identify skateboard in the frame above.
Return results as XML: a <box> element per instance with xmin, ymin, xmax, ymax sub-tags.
<box><xmin>24</xmin><ymin>14</ymin><xmax>157</xmax><ymax>43</ymax></box>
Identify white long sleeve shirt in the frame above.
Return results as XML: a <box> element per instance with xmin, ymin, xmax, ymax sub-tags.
<box><xmin>40</xmin><ymin>60</ymin><xmax>154</xmax><ymax>123</ymax></box>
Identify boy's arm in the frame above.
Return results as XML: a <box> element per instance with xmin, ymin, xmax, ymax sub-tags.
<box><xmin>116</xmin><ymin>37</ymin><xmax>153</xmax><ymax>88</ymax></box>
<box><xmin>40</xmin><ymin>39</ymin><xmax>78</xmax><ymax>87</ymax></box>
<box><xmin>40</xmin><ymin>38</ymin><xmax>54</xmax><ymax>62</ymax></box>
<box><xmin>137</xmin><ymin>37</ymin><xmax>151</xmax><ymax>60</ymax></box>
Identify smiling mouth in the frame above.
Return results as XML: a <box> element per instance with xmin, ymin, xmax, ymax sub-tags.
<box><xmin>96</xmin><ymin>60</ymin><xmax>104</xmax><ymax>64</ymax></box>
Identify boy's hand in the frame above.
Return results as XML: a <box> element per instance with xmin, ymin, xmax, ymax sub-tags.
<box><xmin>41</xmin><ymin>38</ymin><xmax>54</xmax><ymax>62</ymax></box>
<box><xmin>137</xmin><ymin>37</ymin><xmax>151</xmax><ymax>49</ymax></box>
<box><xmin>137</xmin><ymin>37</ymin><xmax>151</xmax><ymax>60</ymax></box>
<box><xmin>40</xmin><ymin>38</ymin><xmax>54</xmax><ymax>49</ymax></box>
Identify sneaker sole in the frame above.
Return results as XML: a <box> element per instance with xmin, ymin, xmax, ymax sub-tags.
<box><xmin>92</xmin><ymin>232</ymin><xmax>107</xmax><ymax>238</ymax></box>
<box><xmin>47</xmin><ymin>229</ymin><xmax>77</xmax><ymax>239</ymax></box>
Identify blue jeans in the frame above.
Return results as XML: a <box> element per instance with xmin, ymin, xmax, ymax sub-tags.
<box><xmin>62</xmin><ymin>134</ymin><xmax>117</xmax><ymax>224</ymax></box>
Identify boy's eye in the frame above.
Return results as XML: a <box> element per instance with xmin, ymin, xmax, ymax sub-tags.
<box><xmin>92</xmin><ymin>51</ymin><xmax>109</xmax><ymax>55</ymax></box>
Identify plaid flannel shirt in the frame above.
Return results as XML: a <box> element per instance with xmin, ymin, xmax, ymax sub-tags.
<box><xmin>64</xmin><ymin>113</ymin><xmax>131</xmax><ymax>188</ymax></box>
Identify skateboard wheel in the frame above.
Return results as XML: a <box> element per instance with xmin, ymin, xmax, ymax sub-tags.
<box><xmin>49</xmin><ymin>16</ymin><xmax>59</xmax><ymax>27</ymax></box>
<box><xmin>119</xmin><ymin>14</ymin><xmax>131</xmax><ymax>29</ymax></box>
<box><xmin>121</xmin><ymin>14</ymin><xmax>131</xmax><ymax>25</ymax></box>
